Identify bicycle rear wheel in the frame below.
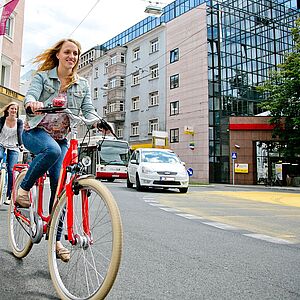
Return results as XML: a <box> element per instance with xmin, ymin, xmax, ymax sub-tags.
<box><xmin>0</xmin><ymin>169</ymin><xmax>6</xmax><ymax>206</ymax></box>
<box><xmin>48</xmin><ymin>177</ymin><xmax>122</xmax><ymax>300</ymax></box>
<box><xmin>8</xmin><ymin>170</ymin><xmax>33</xmax><ymax>258</ymax></box>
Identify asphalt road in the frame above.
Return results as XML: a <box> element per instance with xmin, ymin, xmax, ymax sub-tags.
<box><xmin>0</xmin><ymin>182</ymin><xmax>299</xmax><ymax>299</ymax></box>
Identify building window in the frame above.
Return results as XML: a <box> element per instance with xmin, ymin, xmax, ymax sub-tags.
<box><xmin>149</xmin><ymin>64</ymin><xmax>159</xmax><ymax>79</ymax></box>
<box><xmin>170</xmin><ymin>101</ymin><xmax>179</xmax><ymax>115</ymax></box>
<box><xmin>149</xmin><ymin>91</ymin><xmax>159</xmax><ymax>106</ymax></box>
<box><xmin>149</xmin><ymin>118</ymin><xmax>159</xmax><ymax>134</ymax></box>
<box><xmin>131</xmin><ymin>96</ymin><xmax>140</xmax><ymax>111</ymax></box>
<box><xmin>170</xmin><ymin>128</ymin><xmax>179</xmax><ymax>143</ymax></box>
<box><xmin>94</xmin><ymin>67</ymin><xmax>99</xmax><ymax>78</ymax></box>
<box><xmin>108</xmin><ymin>76</ymin><xmax>125</xmax><ymax>89</ymax></box>
<box><xmin>132</xmin><ymin>72</ymin><xmax>140</xmax><ymax>86</ymax></box>
<box><xmin>131</xmin><ymin>122</ymin><xmax>139</xmax><ymax>136</ymax></box>
<box><xmin>103</xmin><ymin>106</ymin><xmax>107</xmax><ymax>117</ymax></box>
<box><xmin>170</xmin><ymin>74</ymin><xmax>179</xmax><ymax>89</ymax></box>
<box><xmin>119</xmin><ymin>101</ymin><xmax>124</xmax><ymax>111</ymax></box>
<box><xmin>104</xmin><ymin>62</ymin><xmax>108</xmax><ymax>74</ymax></box>
<box><xmin>1</xmin><ymin>64</ymin><xmax>10</xmax><ymax>86</ymax></box>
<box><xmin>93</xmin><ymin>87</ymin><xmax>98</xmax><ymax>100</ymax></box>
<box><xmin>120</xmin><ymin>77</ymin><xmax>125</xmax><ymax>87</ymax></box>
<box><xmin>5</xmin><ymin>17</ymin><xmax>13</xmax><ymax>38</ymax></box>
<box><xmin>120</xmin><ymin>53</ymin><xmax>126</xmax><ymax>63</ymax></box>
<box><xmin>110</xmin><ymin>54</ymin><xmax>117</xmax><ymax>65</ymax></box>
<box><xmin>117</xmin><ymin>127</ymin><xmax>123</xmax><ymax>138</ymax></box>
<box><xmin>133</xmin><ymin>47</ymin><xmax>140</xmax><ymax>61</ymax></box>
<box><xmin>170</xmin><ymin>48</ymin><xmax>179</xmax><ymax>63</ymax></box>
<box><xmin>150</xmin><ymin>38</ymin><xmax>159</xmax><ymax>54</ymax></box>
<box><xmin>108</xmin><ymin>102</ymin><xmax>116</xmax><ymax>113</ymax></box>
<box><xmin>109</xmin><ymin>78</ymin><xmax>117</xmax><ymax>88</ymax></box>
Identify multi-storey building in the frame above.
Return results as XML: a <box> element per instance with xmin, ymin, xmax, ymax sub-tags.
<box><xmin>0</xmin><ymin>0</ymin><xmax>25</xmax><ymax>109</ymax></box>
<box><xmin>78</xmin><ymin>0</ymin><xmax>300</xmax><ymax>183</ymax></box>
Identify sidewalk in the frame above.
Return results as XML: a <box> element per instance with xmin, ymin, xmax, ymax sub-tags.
<box><xmin>190</xmin><ymin>183</ymin><xmax>300</xmax><ymax>192</ymax></box>
<box><xmin>227</xmin><ymin>184</ymin><xmax>300</xmax><ymax>192</ymax></box>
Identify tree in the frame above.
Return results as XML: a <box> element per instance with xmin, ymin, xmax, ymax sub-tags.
<box><xmin>258</xmin><ymin>19</ymin><xmax>300</xmax><ymax>159</ymax></box>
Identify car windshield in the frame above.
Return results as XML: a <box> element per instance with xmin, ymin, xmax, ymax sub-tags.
<box><xmin>141</xmin><ymin>151</ymin><xmax>180</xmax><ymax>164</ymax></box>
<box><xmin>99</xmin><ymin>140</ymin><xmax>129</xmax><ymax>166</ymax></box>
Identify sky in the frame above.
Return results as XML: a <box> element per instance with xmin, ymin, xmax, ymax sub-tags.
<box><xmin>21</xmin><ymin>0</ymin><xmax>171</xmax><ymax>76</ymax></box>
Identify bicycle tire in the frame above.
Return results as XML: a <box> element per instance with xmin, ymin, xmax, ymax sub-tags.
<box><xmin>0</xmin><ymin>169</ymin><xmax>6</xmax><ymax>206</ymax></box>
<box><xmin>48</xmin><ymin>177</ymin><xmax>122</xmax><ymax>300</ymax></box>
<box><xmin>8</xmin><ymin>170</ymin><xmax>33</xmax><ymax>258</ymax></box>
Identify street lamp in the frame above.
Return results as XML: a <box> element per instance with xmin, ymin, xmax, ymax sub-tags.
<box><xmin>144</xmin><ymin>1</ymin><xmax>163</xmax><ymax>16</ymax></box>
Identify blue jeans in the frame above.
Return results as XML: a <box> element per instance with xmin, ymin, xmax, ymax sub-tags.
<box><xmin>0</xmin><ymin>145</ymin><xmax>19</xmax><ymax>199</ymax></box>
<box><xmin>21</xmin><ymin>128</ymin><xmax>68</xmax><ymax>240</ymax></box>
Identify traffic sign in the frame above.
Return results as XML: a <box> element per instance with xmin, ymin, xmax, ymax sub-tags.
<box><xmin>187</xmin><ymin>168</ymin><xmax>193</xmax><ymax>176</ymax></box>
<box><xmin>231</xmin><ymin>152</ymin><xmax>237</xmax><ymax>159</ymax></box>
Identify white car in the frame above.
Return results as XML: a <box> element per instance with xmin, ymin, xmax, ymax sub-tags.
<box><xmin>127</xmin><ymin>148</ymin><xmax>189</xmax><ymax>193</ymax></box>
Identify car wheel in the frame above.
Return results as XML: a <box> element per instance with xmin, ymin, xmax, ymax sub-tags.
<box><xmin>136</xmin><ymin>174</ymin><xmax>143</xmax><ymax>191</ymax></box>
<box><xmin>127</xmin><ymin>176</ymin><xmax>133</xmax><ymax>188</ymax></box>
<box><xmin>179</xmin><ymin>187</ymin><xmax>188</xmax><ymax>193</ymax></box>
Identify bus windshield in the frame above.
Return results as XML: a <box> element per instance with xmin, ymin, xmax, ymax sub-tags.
<box><xmin>98</xmin><ymin>140</ymin><xmax>129</xmax><ymax>166</ymax></box>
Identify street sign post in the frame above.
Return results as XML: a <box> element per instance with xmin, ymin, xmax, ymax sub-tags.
<box><xmin>231</xmin><ymin>152</ymin><xmax>237</xmax><ymax>185</ymax></box>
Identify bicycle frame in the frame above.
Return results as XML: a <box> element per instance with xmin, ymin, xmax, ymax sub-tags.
<box><xmin>12</xmin><ymin>137</ymin><xmax>92</xmax><ymax>245</ymax></box>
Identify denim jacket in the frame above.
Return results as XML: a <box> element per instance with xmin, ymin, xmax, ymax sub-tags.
<box><xmin>24</xmin><ymin>67</ymin><xmax>97</xmax><ymax>129</ymax></box>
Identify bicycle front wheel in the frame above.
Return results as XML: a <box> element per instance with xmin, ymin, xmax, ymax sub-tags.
<box><xmin>0</xmin><ymin>169</ymin><xmax>6</xmax><ymax>206</ymax></box>
<box><xmin>8</xmin><ymin>170</ymin><xmax>33</xmax><ymax>258</ymax></box>
<box><xmin>48</xmin><ymin>177</ymin><xmax>123</xmax><ymax>300</ymax></box>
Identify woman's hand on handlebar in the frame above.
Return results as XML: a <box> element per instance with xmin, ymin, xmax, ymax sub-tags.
<box><xmin>96</xmin><ymin>119</ymin><xmax>117</xmax><ymax>138</ymax></box>
<box><xmin>25</xmin><ymin>101</ymin><xmax>44</xmax><ymax>115</ymax></box>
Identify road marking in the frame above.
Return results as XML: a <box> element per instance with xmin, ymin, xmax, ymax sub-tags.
<box><xmin>243</xmin><ymin>233</ymin><xmax>294</xmax><ymax>244</ymax></box>
<box><xmin>159</xmin><ymin>207</ymin><xmax>180</xmax><ymax>212</ymax></box>
<box><xmin>202</xmin><ymin>221</ymin><xmax>239</xmax><ymax>230</ymax></box>
<box><xmin>144</xmin><ymin>199</ymin><xmax>158</xmax><ymax>203</ymax></box>
<box><xmin>176</xmin><ymin>213</ymin><xmax>204</xmax><ymax>220</ymax></box>
<box><xmin>143</xmin><ymin>195</ymin><xmax>298</xmax><ymax>245</ymax></box>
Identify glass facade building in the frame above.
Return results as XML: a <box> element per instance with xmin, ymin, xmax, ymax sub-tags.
<box><xmin>207</xmin><ymin>0</ymin><xmax>299</xmax><ymax>182</ymax></box>
<box><xmin>97</xmin><ymin>0</ymin><xmax>299</xmax><ymax>183</ymax></box>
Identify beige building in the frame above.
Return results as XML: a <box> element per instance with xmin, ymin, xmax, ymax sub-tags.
<box><xmin>0</xmin><ymin>0</ymin><xmax>25</xmax><ymax>109</ymax></box>
<box><xmin>166</xmin><ymin>5</ymin><xmax>209</xmax><ymax>183</ymax></box>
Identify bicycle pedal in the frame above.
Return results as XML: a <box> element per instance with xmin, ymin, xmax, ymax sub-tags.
<box><xmin>17</xmin><ymin>208</ymin><xmax>30</xmax><ymax>218</ymax></box>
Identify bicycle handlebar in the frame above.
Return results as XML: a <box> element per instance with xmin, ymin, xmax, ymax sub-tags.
<box><xmin>25</xmin><ymin>105</ymin><xmax>117</xmax><ymax>138</ymax></box>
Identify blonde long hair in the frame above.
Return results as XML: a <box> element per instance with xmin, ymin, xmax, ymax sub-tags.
<box><xmin>0</xmin><ymin>101</ymin><xmax>19</xmax><ymax>118</ymax></box>
<box><xmin>33</xmin><ymin>38</ymin><xmax>82</xmax><ymax>90</ymax></box>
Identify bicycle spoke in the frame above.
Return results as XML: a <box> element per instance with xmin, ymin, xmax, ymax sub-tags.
<box><xmin>48</xmin><ymin>179</ymin><xmax>122</xmax><ymax>300</ymax></box>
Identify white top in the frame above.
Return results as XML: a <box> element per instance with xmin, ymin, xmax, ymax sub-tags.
<box><xmin>0</xmin><ymin>123</ymin><xmax>19</xmax><ymax>151</ymax></box>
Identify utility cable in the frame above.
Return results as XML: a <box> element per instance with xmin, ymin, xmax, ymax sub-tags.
<box><xmin>68</xmin><ymin>0</ymin><xmax>102</xmax><ymax>37</ymax></box>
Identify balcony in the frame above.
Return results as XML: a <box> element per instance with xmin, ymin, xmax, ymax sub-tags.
<box><xmin>106</xmin><ymin>111</ymin><xmax>126</xmax><ymax>122</ymax></box>
<box><xmin>107</xmin><ymin>88</ymin><xmax>125</xmax><ymax>101</ymax></box>
<box><xmin>107</xmin><ymin>63</ymin><xmax>126</xmax><ymax>78</ymax></box>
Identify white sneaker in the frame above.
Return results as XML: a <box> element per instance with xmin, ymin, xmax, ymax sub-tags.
<box><xmin>4</xmin><ymin>198</ymin><xmax>11</xmax><ymax>205</ymax></box>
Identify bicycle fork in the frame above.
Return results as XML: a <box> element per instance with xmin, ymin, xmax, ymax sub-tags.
<box><xmin>66</xmin><ymin>177</ymin><xmax>92</xmax><ymax>248</ymax></box>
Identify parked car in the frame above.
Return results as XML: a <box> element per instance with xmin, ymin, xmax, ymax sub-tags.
<box><xmin>127</xmin><ymin>148</ymin><xmax>189</xmax><ymax>193</ymax></box>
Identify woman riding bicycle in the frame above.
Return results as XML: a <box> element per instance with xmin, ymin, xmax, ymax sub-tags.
<box><xmin>16</xmin><ymin>38</ymin><xmax>106</xmax><ymax>262</ymax></box>
<box><xmin>0</xmin><ymin>102</ymin><xmax>24</xmax><ymax>205</ymax></box>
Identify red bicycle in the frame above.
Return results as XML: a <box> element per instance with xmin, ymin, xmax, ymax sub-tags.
<box><xmin>7</xmin><ymin>106</ymin><xmax>123</xmax><ymax>300</ymax></box>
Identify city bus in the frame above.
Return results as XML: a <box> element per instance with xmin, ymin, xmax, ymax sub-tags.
<box><xmin>78</xmin><ymin>135</ymin><xmax>130</xmax><ymax>181</ymax></box>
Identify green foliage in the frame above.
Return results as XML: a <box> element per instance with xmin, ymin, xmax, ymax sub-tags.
<box><xmin>259</xmin><ymin>19</ymin><xmax>300</xmax><ymax>158</ymax></box>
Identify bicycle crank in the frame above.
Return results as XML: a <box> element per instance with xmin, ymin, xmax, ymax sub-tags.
<box><xmin>20</xmin><ymin>208</ymin><xmax>43</xmax><ymax>243</ymax></box>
